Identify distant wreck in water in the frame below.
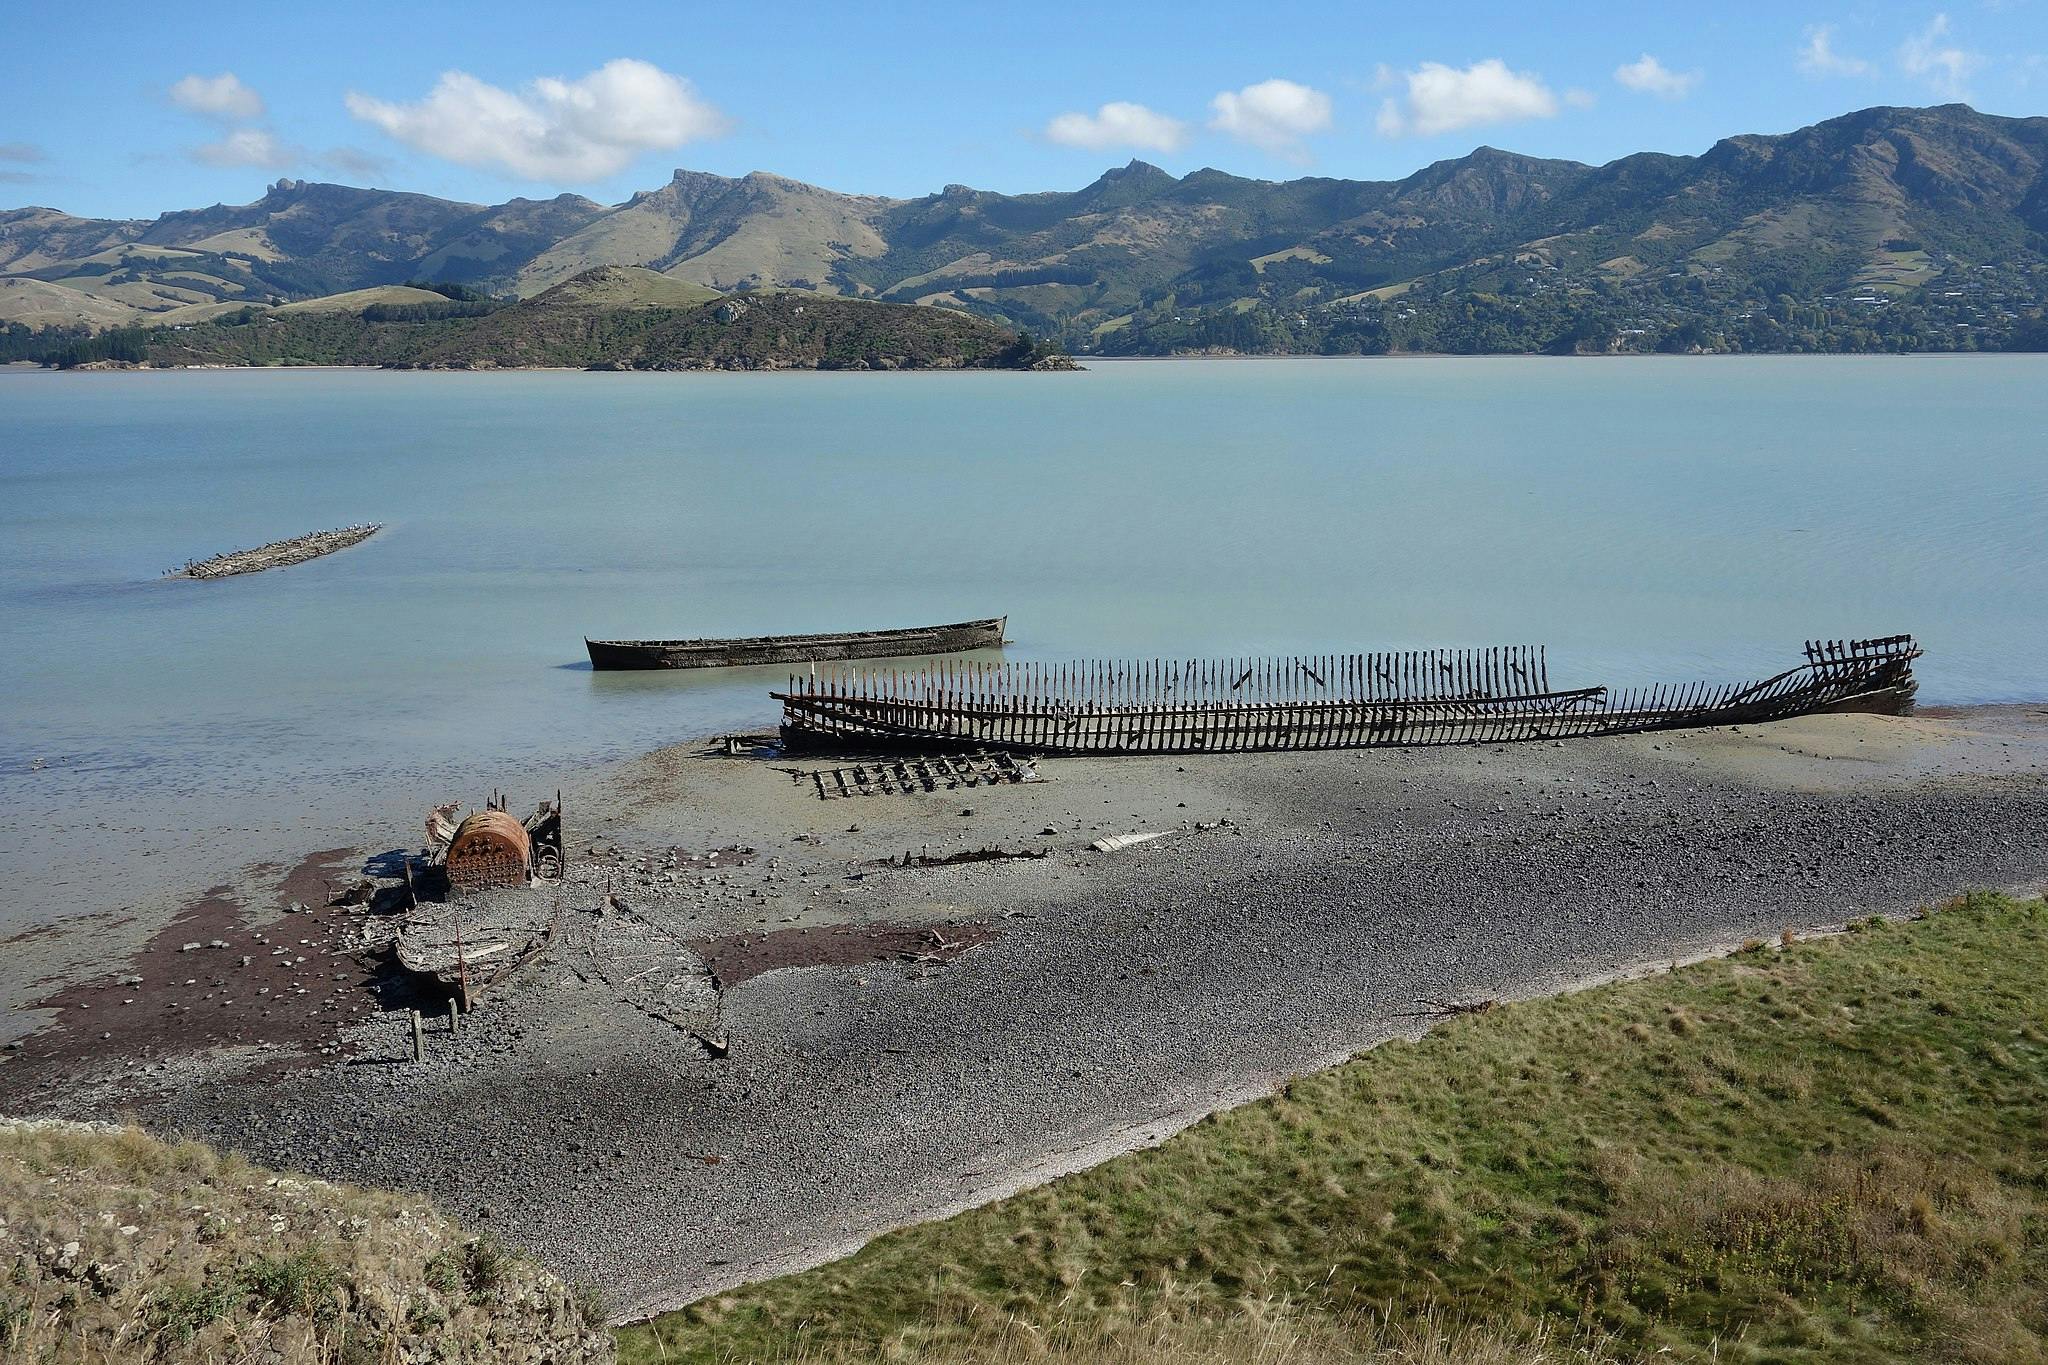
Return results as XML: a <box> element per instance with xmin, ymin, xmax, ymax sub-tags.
<box><xmin>169</xmin><ymin>524</ymin><xmax>380</xmax><ymax>579</ymax></box>
<box><xmin>586</xmin><ymin>616</ymin><xmax>1006</xmax><ymax>670</ymax></box>
<box><xmin>773</xmin><ymin>636</ymin><xmax>1922</xmax><ymax>755</ymax></box>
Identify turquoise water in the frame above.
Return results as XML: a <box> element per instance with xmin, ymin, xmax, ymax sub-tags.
<box><xmin>2</xmin><ymin>357</ymin><xmax>2044</xmax><ymax>927</ymax></box>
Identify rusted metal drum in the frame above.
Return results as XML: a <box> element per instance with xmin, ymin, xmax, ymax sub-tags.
<box><xmin>446</xmin><ymin>810</ymin><xmax>532</xmax><ymax>892</ymax></box>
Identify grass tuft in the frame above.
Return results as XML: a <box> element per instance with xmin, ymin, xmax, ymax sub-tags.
<box><xmin>0</xmin><ymin>1118</ymin><xmax>613</xmax><ymax>1362</ymax></box>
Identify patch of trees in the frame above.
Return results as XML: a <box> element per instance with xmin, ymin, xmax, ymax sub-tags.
<box><xmin>0</xmin><ymin>322</ymin><xmax>85</xmax><ymax>362</ymax></box>
<box><xmin>46</xmin><ymin>328</ymin><xmax>150</xmax><ymax>368</ymax></box>
<box><xmin>360</xmin><ymin>299</ymin><xmax>501</xmax><ymax>323</ymax></box>
<box><xmin>401</xmin><ymin>280</ymin><xmax>494</xmax><ymax>302</ymax></box>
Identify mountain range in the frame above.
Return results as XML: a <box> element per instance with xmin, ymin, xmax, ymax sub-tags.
<box><xmin>6</xmin><ymin>103</ymin><xmax>2047</xmax><ymax>355</ymax></box>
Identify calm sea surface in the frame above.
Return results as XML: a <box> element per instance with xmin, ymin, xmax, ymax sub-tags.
<box><xmin>2</xmin><ymin>357</ymin><xmax>2044</xmax><ymax>930</ymax></box>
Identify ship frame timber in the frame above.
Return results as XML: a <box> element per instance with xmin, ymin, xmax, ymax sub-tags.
<box><xmin>772</xmin><ymin>636</ymin><xmax>1921</xmax><ymax>756</ymax></box>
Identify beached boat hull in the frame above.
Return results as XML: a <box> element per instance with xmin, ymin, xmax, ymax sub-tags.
<box><xmin>586</xmin><ymin>616</ymin><xmax>1006</xmax><ymax>670</ymax></box>
<box><xmin>772</xmin><ymin>636</ymin><xmax>1921</xmax><ymax>756</ymax></box>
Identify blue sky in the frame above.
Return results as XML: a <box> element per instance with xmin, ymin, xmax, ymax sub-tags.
<box><xmin>6</xmin><ymin>1</ymin><xmax>2046</xmax><ymax>219</ymax></box>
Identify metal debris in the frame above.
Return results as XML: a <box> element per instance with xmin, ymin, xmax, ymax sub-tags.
<box><xmin>800</xmin><ymin>751</ymin><xmax>1043</xmax><ymax>800</ymax></box>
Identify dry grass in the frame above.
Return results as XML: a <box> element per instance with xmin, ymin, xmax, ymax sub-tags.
<box><xmin>693</xmin><ymin>1303</ymin><xmax>1622</xmax><ymax>1365</ymax></box>
<box><xmin>0</xmin><ymin>1118</ymin><xmax>611</xmax><ymax>1363</ymax></box>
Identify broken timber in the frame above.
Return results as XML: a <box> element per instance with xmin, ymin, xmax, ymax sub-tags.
<box><xmin>800</xmin><ymin>751</ymin><xmax>1042</xmax><ymax>799</ymax></box>
<box><xmin>772</xmin><ymin>636</ymin><xmax>1921</xmax><ymax>756</ymax></box>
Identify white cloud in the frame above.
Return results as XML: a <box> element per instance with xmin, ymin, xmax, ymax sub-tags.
<box><xmin>1614</xmin><ymin>53</ymin><xmax>1700</xmax><ymax>99</ymax></box>
<box><xmin>1208</xmin><ymin>79</ymin><xmax>1332</xmax><ymax>161</ymax></box>
<box><xmin>1044</xmin><ymin>102</ymin><xmax>1187</xmax><ymax>153</ymax></box>
<box><xmin>169</xmin><ymin>72</ymin><xmax>265</xmax><ymax>121</ymax></box>
<box><xmin>318</xmin><ymin>146</ymin><xmax>390</xmax><ymax>180</ymax></box>
<box><xmin>346</xmin><ymin>58</ymin><xmax>728</xmax><ymax>181</ymax></box>
<box><xmin>1899</xmin><ymin>13</ymin><xmax>1982</xmax><ymax>98</ymax></box>
<box><xmin>193</xmin><ymin>128</ymin><xmax>294</xmax><ymax>169</ymax></box>
<box><xmin>1375</xmin><ymin>59</ymin><xmax>1559</xmax><ymax>137</ymax></box>
<box><xmin>1798</xmin><ymin>25</ymin><xmax>1874</xmax><ymax>78</ymax></box>
<box><xmin>0</xmin><ymin>141</ymin><xmax>45</xmax><ymax>163</ymax></box>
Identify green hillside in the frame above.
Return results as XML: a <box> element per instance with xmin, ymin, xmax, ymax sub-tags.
<box><xmin>8</xmin><ymin>105</ymin><xmax>2048</xmax><ymax>353</ymax></box>
<box><xmin>530</xmin><ymin>264</ymin><xmax>723</xmax><ymax>309</ymax></box>
<box><xmin>65</xmin><ymin>269</ymin><xmax>1067</xmax><ymax>370</ymax></box>
<box><xmin>268</xmin><ymin>284</ymin><xmax>452</xmax><ymax>314</ymax></box>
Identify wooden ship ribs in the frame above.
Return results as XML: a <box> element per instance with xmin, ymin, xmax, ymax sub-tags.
<box><xmin>772</xmin><ymin>636</ymin><xmax>1921</xmax><ymax>756</ymax></box>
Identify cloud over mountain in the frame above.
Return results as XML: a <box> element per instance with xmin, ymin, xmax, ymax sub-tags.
<box><xmin>1044</xmin><ymin>102</ymin><xmax>1187</xmax><ymax>153</ymax></box>
<box><xmin>1614</xmin><ymin>54</ymin><xmax>1699</xmax><ymax>99</ymax></box>
<box><xmin>1798</xmin><ymin>26</ymin><xmax>1874</xmax><ymax>79</ymax></box>
<box><xmin>1376</xmin><ymin>59</ymin><xmax>1559</xmax><ymax>137</ymax></box>
<box><xmin>1208</xmin><ymin>79</ymin><xmax>1331</xmax><ymax>161</ymax></box>
<box><xmin>1899</xmin><ymin>14</ymin><xmax>1981</xmax><ymax>99</ymax></box>
<box><xmin>346</xmin><ymin>58</ymin><xmax>728</xmax><ymax>181</ymax></box>
<box><xmin>169</xmin><ymin>73</ymin><xmax>265</xmax><ymax>120</ymax></box>
<box><xmin>192</xmin><ymin>128</ymin><xmax>294</xmax><ymax>169</ymax></box>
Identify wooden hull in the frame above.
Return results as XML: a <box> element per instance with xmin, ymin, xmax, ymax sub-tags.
<box><xmin>773</xmin><ymin>637</ymin><xmax>1921</xmax><ymax>756</ymax></box>
<box><xmin>587</xmin><ymin>616</ymin><xmax>1006</xmax><ymax>670</ymax></box>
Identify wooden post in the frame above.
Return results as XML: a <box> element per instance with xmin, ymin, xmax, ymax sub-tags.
<box><xmin>449</xmin><ymin>999</ymin><xmax>461</xmax><ymax>1036</ymax></box>
<box><xmin>410</xmin><ymin>1008</ymin><xmax>424</xmax><ymax>1063</ymax></box>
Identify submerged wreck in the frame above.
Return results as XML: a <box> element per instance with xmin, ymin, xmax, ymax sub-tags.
<box><xmin>773</xmin><ymin>636</ymin><xmax>1921</xmax><ymax>755</ymax></box>
<box><xmin>169</xmin><ymin>524</ymin><xmax>380</xmax><ymax>579</ymax></box>
<box><xmin>586</xmin><ymin>616</ymin><xmax>1006</xmax><ymax>670</ymax></box>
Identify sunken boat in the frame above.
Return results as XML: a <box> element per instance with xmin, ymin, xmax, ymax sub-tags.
<box><xmin>772</xmin><ymin>635</ymin><xmax>1921</xmax><ymax>755</ymax></box>
<box><xmin>586</xmin><ymin>616</ymin><xmax>1006</xmax><ymax>670</ymax></box>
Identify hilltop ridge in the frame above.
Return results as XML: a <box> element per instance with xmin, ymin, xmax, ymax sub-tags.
<box><xmin>6</xmin><ymin>103</ymin><xmax>2048</xmax><ymax>355</ymax></box>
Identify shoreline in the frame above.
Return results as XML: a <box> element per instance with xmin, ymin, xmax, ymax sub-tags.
<box><xmin>609</xmin><ymin>891</ymin><xmax>2048</xmax><ymax>1323</ymax></box>
<box><xmin>12</xmin><ymin>352</ymin><xmax>2048</xmax><ymax>377</ymax></box>
<box><xmin>4</xmin><ymin>705</ymin><xmax>2047</xmax><ymax>1321</ymax></box>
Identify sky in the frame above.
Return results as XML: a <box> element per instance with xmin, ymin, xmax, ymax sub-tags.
<box><xmin>5</xmin><ymin>1</ymin><xmax>2047</xmax><ymax>219</ymax></box>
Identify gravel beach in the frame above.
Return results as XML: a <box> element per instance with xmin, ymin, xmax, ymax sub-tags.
<box><xmin>4</xmin><ymin>705</ymin><xmax>2046</xmax><ymax>1322</ymax></box>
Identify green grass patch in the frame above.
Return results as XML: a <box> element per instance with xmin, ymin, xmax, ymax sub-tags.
<box><xmin>623</xmin><ymin>892</ymin><xmax>2048</xmax><ymax>1364</ymax></box>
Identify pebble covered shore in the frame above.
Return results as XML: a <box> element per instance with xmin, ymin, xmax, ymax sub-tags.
<box><xmin>4</xmin><ymin>707</ymin><xmax>2046</xmax><ymax>1323</ymax></box>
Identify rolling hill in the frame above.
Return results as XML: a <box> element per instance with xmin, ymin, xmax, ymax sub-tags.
<box><xmin>7</xmin><ymin>104</ymin><xmax>2047</xmax><ymax>355</ymax></box>
<box><xmin>78</xmin><ymin>266</ymin><xmax>1063</xmax><ymax>371</ymax></box>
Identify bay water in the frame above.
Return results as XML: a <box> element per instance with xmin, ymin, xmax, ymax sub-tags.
<box><xmin>3</xmin><ymin>357</ymin><xmax>2043</xmax><ymax>933</ymax></box>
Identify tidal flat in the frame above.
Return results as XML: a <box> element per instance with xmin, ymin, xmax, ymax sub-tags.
<box><xmin>4</xmin><ymin>707</ymin><xmax>2045</xmax><ymax>1323</ymax></box>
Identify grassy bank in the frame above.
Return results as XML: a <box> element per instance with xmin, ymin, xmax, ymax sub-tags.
<box><xmin>0</xmin><ymin>1120</ymin><xmax>612</xmax><ymax>1363</ymax></box>
<box><xmin>624</xmin><ymin>892</ymin><xmax>2048</xmax><ymax>1364</ymax></box>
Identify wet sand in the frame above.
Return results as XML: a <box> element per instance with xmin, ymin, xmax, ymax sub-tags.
<box><xmin>3</xmin><ymin>706</ymin><xmax>2047</xmax><ymax>1321</ymax></box>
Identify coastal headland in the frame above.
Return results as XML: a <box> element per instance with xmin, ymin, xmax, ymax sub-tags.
<box><xmin>3</xmin><ymin>705</ymin><xmax>2045</xmax><ymax>1322</ymax></box>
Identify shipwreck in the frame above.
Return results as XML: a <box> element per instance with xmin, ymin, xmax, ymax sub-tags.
<box><xmin>585</xmin><ymin>616</ymin><xmax>1006</xmax><ymax>670</ymax></box>
<box><xmin>772</xmin><ymin>636</ymin><xmax>1921</xmax><ymax>756</ymax></box>
<box><xmin>427</xmin><ymin>792</ymin><xmax>566</xmax><ymax>893</ymax></box>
